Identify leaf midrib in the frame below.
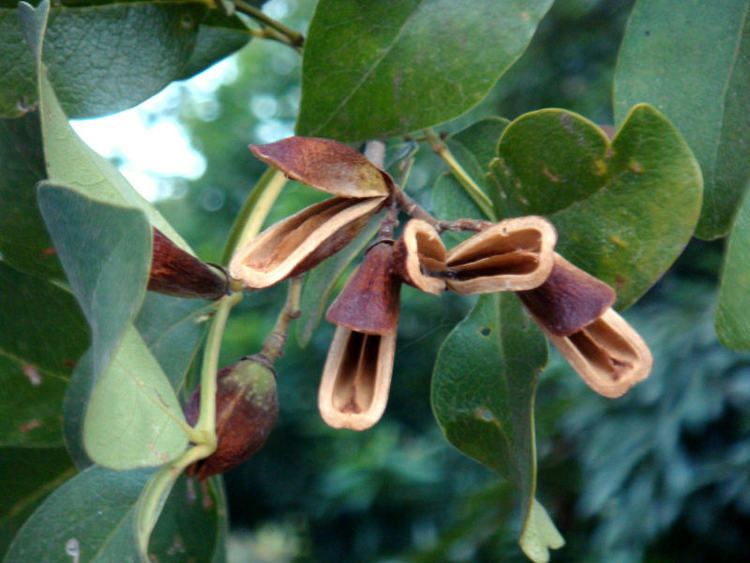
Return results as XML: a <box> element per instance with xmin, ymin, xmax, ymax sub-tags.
<box><xmin>308</xmin><ymin>0</ymin><xmax>426</xmax><ymax>135</ymax></box>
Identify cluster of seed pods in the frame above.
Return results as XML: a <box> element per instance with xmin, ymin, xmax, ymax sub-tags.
<box><xmin>228</xmin><ymin>137</ymin><xmax>653</xmax><ymax>432</ymax></box>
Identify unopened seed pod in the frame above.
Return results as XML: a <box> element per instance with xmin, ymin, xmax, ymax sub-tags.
<box><xmin>326</xmin><ymin>241</ymin><xmax>401</xmax><ymax>335</ymax></box>
<box><xmin>444</xmin><ymin>216</ymin><xmax>557</xmax><ymax>294</ymax></box>
<box><xmin>184</xmin><ymin>356</ymin><xmax>278</xmax><ymax>479</ymax></box>
<box><xmin>393</xmin><ymin>219</ymin><xmax>447</xmax><ymax>295</ymax></box>
<box><xmin>230</xmin><ymin>196</ymin><xmax>386</xmax><ymax>289</ymax></box>
<box><xmin>149</xmin><ymin>228</ymin><xmax>228</xmax><ymax>299</ymax></box>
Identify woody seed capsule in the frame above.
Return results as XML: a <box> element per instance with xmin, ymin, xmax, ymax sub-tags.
<box><xmin>184</xmin><ymin>356</ymin><xmax>278</xmax><ymax>479</ymax></box>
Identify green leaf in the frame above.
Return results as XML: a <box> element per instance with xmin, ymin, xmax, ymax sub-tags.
<box><xmin>178</xmin><ymin>9</ymin><xmax>252</xmax><ymax>79</ymax></box>
<box><xmin>716</xmin><ymin>188</ymin><xmax>750</xmax><ymax>349</ymax></box>
<box><xmin>38</xmin><ymin>186</ymin><xmax>188</xmax><ymax>468</ymax></box>
<box><xmin>614</xmin><ymin>0</ymin><xmax>750</xmax><ymax>240</ymax></box>
<box><xmin>38</xmin><ymin>185</ymin><xmax>151</xmax><ymax>374</ymax></box>
<box><xmin>0</xmin><ymin>262</ymin><xmax>89</xmax><ymax>447</ymax></box>
<box><xmin>3</xmin><ymin>465</ymin><xmax>227</xmax><ymax>562</ymax></box>
<box><xmin>63</xmin><ymin>295</ymin><xmax>211</xmax><ymax>469</ymax></box>
<box><xmin>296</xmin><ymin>213</ymin><xmax>382</xmax><ymax>347</ymax></box>
<box><xmin>0</xmin><ymin>113</ymin><xmax>63</xmax><ymax>279</ymax></box>
<box><xmin>4</xmin><ymin>1</ymin><xmax>246</xmax><ymax>118</ymax></box>
<box><xmin>432</xmin><ymin>293</ymin><xmax>562</xmax><ymax>561</ymax></box>
<box><xmin>490</xmin><ymin>104</ymin><xmax>703</xmax><ymax>308</ymax></box>
<box><xmin>0</xmin><ymin>11</ymin><xmax>35</xmax><ymax>118</ymax></box>
<box><xmin>82</xmin><ymin>325</ymin><xmax>189</xmax><ymax>470</ymax></box>
<box><xmin>0</xmin><ymin>447</ymin><xmax>75</xmax><ymax>556</ymax></box>
<box><xmin>297</xmin><ymin>0</ymin><xmax>554</xmax><ymax>141</ymax></box>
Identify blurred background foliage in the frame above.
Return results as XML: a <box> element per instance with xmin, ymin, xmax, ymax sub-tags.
<box><xmin>135</xmin><ymin>0</ymin><xmax>750</xmax><ymax>560</ymax></box>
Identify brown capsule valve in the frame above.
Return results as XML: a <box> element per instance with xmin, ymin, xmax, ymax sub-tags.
<box><xmin>546</xmin><ymin>308</ymin><xmax>653</xmax><ymax>398</ymax></box>
<box><xmin>518</xmin><ymin>253</ymin><xmax>616</xmax><ymax>336</ymax></box>
<box><xmin>184</xmin><ymin>356</ymin><xmax>278</xmax><ymax>479</ymax></box>
<box><xmin>326</xmin><ymin>241</ymin><xmax>401</xmax><ymax>335</ymax></box>
<box><xmin>148</xmin><ymin>228</ymin><xmax>228</xmax><ymax>300</ymax></box>
<box><xmin>250</xmin><ymin>136</ymin><xmax>390</xmax><ymax>198</ymax></box>
<box><xmin>393</xmin><ymin>219</ymin><xmax>447</xmax><ymax>295</ymax></box>
<box><xmin>444</xmin><ymin>216</ymin><xmax>557</xmax><ymax>294</ymax></box>
<box><xmin>229</xmin><ymin>196</ymin><xmax>386</xmax><ymax>289</ymax></box>
<box><xmin>318</xmin><ymin>326</ymin><xmax>397</xmax><ymax>431</ymax></box>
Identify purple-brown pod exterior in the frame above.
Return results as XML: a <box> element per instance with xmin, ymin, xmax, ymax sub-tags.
<box><xmin>325</xmin><ymin>241</ymin><xmax>401</xmax><ymax>335</ymax></box>
<box><xmin>184</xmin><ymin>356</ymin><xmax>278</xmax><ymax>480</ymax></box>
<box><xmin>149</xmin><ymin>228</ymin><xmax>228</xmax><ymax>299</ymax></box>
<box><xmin>517</xmin><ymin>253</ymin><xmax>616</xmax><ymax>336</ymax></box>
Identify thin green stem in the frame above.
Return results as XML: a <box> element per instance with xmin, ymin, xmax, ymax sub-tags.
<box><xmin>135</xmin><ymin>443</ymin><xmax>214</xmax><ymax>559</ymax></box>
<box><xmin>194</xmin><ymin>291</ymin><xmax>242</xmax><ymax>444</ymax></box>
<box><xmin>233</xmin><ymin>0</ymin><xmax>304</xmax><ymax>47</ymax></box>
<box><xmin>221</xmin><ymin>168</ymin><xmax>288</xmax><ymax>265</ymax></box>
<box><xmin>422</xmin><ymin>128</ymin><xmax>497</xmax><ymax>221</ymax></box>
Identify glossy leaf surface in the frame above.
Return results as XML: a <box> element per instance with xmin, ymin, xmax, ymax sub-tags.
<box><xmin>614</xmin><ymin>0</ymin><xmax>750</xmax><ymax>239</ymax></box>
<box><xmin>432</xmin><ymin>293</ymin><xmax>562</xmax><ymax>561</ymax></box>
<box><xmin>298</xmin><ymin>0</ymin><xmax>554</xmax><ymax>140</ymax></box>
<box><xmin>490</xmin><ymin>105</ymin><xmax>702</xmax><ymax>308</ymax></box>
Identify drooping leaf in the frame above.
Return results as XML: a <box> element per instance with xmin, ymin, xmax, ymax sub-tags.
<box><xmin>18</xmin><ymin>0</ymin><xmax>190</xmax><ymax>251</ymax></box>
<box><xmin>0</xmin><ymin>262</ymin><xmax>88</xmax><ymax>447</ymax></box>
<box><xmin>296</xmin><ymin>213</ymin><xmax>382</xmax><ymax>347</ymax></box>
<box><xmin>716</xmin><ymin>189</ymin><xmax>750</xmax><ymax>350</ymax></box>
<box><xmin>3</xmin><ymin>0</ymin><xmax>249</xmax><ymax>118</ymax></box>
<box><xmin>490</xmin><ymin>104</ymin><xmax>703</xmax><ymax>308</ymax></box>
<box><xmin>432</xmin><ymin>293</ymin><xmax>563</xmax><ymax>561</ymax></box>
<box><xmin>37</xmin><ymin>185</ymin><xmax>151</xmax><ymax>376</ymax></box>
<box><xmin>63</xmin><ymin>294</ymin><xmax>212</xmax><ymax>469</ymax></box>
<box><xmin>0</xmin><ymin>447</ymin><xmax>75</xmax><ymax>556</ymax></box>
<box><xmin>614</xmin><ymin>0</ymin><xmax>750</xmax><ymax>240</ymax></box>
<box><xmin>297</xmin><ymin>0</ymin><xmax>554</xmax><ymax>141</ymax></box>
<box><xmin>38</xmin><ymin>185</ymin><xmax>188</xmax><ymax>469</ymax></box>
<box><xmin>0</xmin><ymin>113</ymin><xmax>62</xmax><ymax>279</ymax></box>
<box><xmin>3</xmin><ymin>465</ymin><xmax>227</xmax><ymax>562</ymax></box>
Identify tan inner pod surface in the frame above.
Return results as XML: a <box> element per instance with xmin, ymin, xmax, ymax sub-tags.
<box><xmin>332</xmin><ymin>331</ymin><xmax>381</xmax><ymax>414</ymax></box>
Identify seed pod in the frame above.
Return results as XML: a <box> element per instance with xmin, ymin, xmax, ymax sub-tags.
<box><xmin>148</xmin><ymin>228</ymin><xmax>228</xmax><ymax>299</ymax></box>
<box><xmin>250</xmin><ymin>137</ymin><xmax>390</xmax><ymax>198</ymax></box>
<box><xmin>230</xmin><ymin>196</ymin><xmax>386</xmax><ymax>289</ymax></box>
<box><xmin>184</xmin><ymin>357</ymin><xmax>278</xmax><ymax>480</ymax></box>
<box><xmin>393</xmin><ymin>219</ymin><xmax>447</xmax><ymax>295</ymax></box>
<box><xmin>326</xmin><ymin>241</ymin><xmax>401</xmax><ymax>335</ymax></box>
<box><xmin>518</xmin><ymin>254</ymin><xmax>616</xmax><ymax>336</ymax></box>
<box><xmin>318</xmin><ymin>325</ymin><xmax>397</xmax><ymax>431</ymax></box>
<box><xmin>444</xmin><ymin>216</ymin><xmax>557</xmax><ymax>294</ymax></box>
<box><xmin>545</xmin><ymin>308</ymin><xmax>653</xmax><ymax>398</ymax></box>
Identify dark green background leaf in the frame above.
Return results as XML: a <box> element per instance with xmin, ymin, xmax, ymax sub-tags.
<box><xmin>432</xmin><ymin>293</ymin><xmax>562</xmax><ymax>561</ymax></box>
<box><xmin>0</xmin><ymin>113</ymin><xmax>62</xmax><ymax>279</ymax></box>
<box><xmin>3</xmin><ymin>465</ymin><xmax>227</xmax><ymax>563</ymax></box>
<box><xmin>0</xmin><ymin>262</ymin><xmax>88</xmax><ymax>447</ymax></box>
<box><xmin>297</xmin><ymin>0</ymin><xmax>554</xmax><ymax>141</ymax></box>
<box><xmin>614</xmin><ymin>0</ymin><xmax>750</xmax><ymax>239</ymax></box>
<box><xmin>2</xmin><ymin>1</ymin><xmax>251</xmax><ymax>118</ymax></box>
<box><xmin>0</xmin><ymin>447</ymin><xmax>75</xmax><ymax>556</ymax></box>
<box><xmin>490</xmin><ymin>105</ymin><xmax>703</xmax><ymax>308</ymax></box>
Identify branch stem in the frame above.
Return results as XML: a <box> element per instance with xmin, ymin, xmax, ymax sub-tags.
<box><xmin>423</xmin><ymin>128</ymin><xmax>497</xmax><ymax>221</ymax></box>
<box><xmin>260</xmin><ymin>276</ymin><xmax>302</xmax><ymax>364</ymax></box>
<box><xmin>233</xmin><ymin>0</ymin><xmax>304</xmax><ymax>47</ymax></box>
